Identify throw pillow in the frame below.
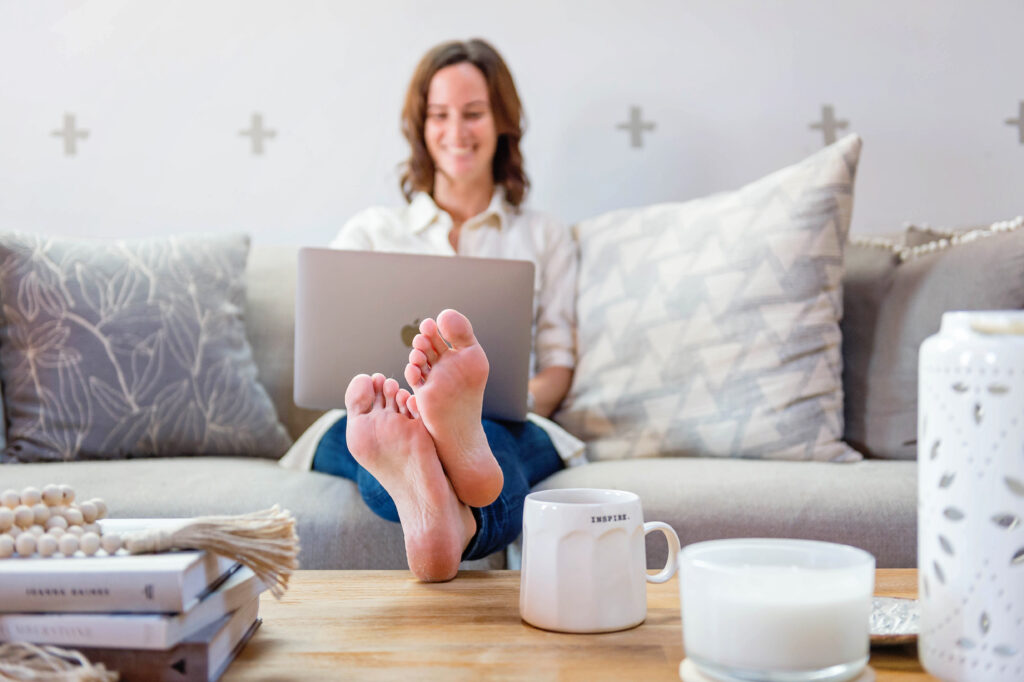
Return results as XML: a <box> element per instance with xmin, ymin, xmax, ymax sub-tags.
<box><xmin>841</xmin><ymin>215</ymin><xmax>1024</xmax><ymax>460</ymax></box>
<box><xmin>903</xmin><ymin>225</ymin><xmax>955</xmax><ymax>248</ymax></box>
<box><xmin>840</xmin><ymin>237</ymin><xmax>902</xmax><ymax>459</ymax></box>
<box><xmin>557</xmin><ymin>134</ymin><xmax>863</xmax><ymax>462</ymax></box>
<box><xmin>0</xmin><ymin>232</ymin><xmax>293</xmax><ymax>463</ymax></box>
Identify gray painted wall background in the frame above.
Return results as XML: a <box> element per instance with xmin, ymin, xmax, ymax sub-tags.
<box><xmin>0</xmin><ymin>0</ymin><xmax>1021</xmax><ymax>244</ymax></box>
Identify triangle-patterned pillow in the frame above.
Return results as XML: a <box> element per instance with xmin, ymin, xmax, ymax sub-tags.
<box><xmin>557</xmin><ymin>135</ymin><xmax>862</xmax><ymax>462</ymax></box>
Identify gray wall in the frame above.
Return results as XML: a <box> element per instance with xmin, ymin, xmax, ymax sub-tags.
<box><xmin>1</xmin><ymin>0</ymin><xmax>1021</xmax><ymax>243</ymax></box>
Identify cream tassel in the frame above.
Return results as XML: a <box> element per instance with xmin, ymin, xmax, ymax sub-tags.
<box><xmin>120</xmin><ymin>505</ymin><xmax>299</xmax><ymax>598</ymax></box>
<box><xmin>0</xmin><ymin>642</ymin><xmax>117</xmax><ymax>682</ymax></box>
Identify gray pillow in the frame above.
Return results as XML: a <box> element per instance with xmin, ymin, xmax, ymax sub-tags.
<box><xmin>841</xmin><ymin>216</ymin><xmax>1024</xmax><ymax>459</ymax></box>
<box><xmin>903</xmin><ymin>225</ymin><xmax>955</xmax><ymax>248</ymax></box>
<box><xmin>558</xmin><ymin>135</ymin><xmax>863</xmax><ymax>462</ymax></box>
<box><xmin>0</xmin><ymin>232</ymin><xmax>293</xmax><ymax>463</ymax></box>
<box><xmin>840</xmin><ymin>239</ymin><xmax>902</xmax><ymax>458</ymax></box>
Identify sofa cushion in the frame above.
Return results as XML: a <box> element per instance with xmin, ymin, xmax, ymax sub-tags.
<box><xmin>0</xmin><ymin>232</ymin><xmax>292</xmax><ymax>463</ymax></box>
<box><xmin>842</xmin><ymin>216</ymin><xmax>1024</xmax><ymax>459</ymax></box>
<box><xmin>0</xmin><ymin>457</ymin><xmax>503</xmax><ymax>571</ymax></box>
<box><xmin>557</xmin><ymin>135</ymin><xmax>862</xmax><ymax>462</ymax></box>
<box><xmin>244</xmin><ymin>245</ymin><xmax>324</xmax><ymax>440</ymax></box>
<box><xmin>533</xmin><ymin>457</ymin><xmax>917</xmax><ymax>568</ymax></box>
<box><xmin>903</xmin><ymin>225</ymin><xmax>955</xmax><ymax>247</ymax></box>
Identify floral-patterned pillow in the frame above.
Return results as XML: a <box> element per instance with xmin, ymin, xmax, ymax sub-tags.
<box><xmin>0</xmin><ymin>232</ymin><xmax>292</xmax><ymax>462</ymax></box>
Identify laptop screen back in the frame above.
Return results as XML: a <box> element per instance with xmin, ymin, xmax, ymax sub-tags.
<box><xmin>294</xmin><ymin>248</ymin><xmax>535</xmax><ymax>422</ymax></box>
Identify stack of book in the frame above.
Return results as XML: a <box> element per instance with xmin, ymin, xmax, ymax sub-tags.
<box><xmin>0</xmin><ymin>519</ymin><xmax>267</xmax><ymax>682</ymax></box>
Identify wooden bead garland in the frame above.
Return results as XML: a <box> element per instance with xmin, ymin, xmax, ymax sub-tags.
<box><xmin>1</xmin><ymin>486</ymin><xmax>298</xmax><ymax>599</ymax></box>
<box><xmin>0</xmin><ymin>486</ymin><xmax>116</xmax><ymax>559</ymax></box>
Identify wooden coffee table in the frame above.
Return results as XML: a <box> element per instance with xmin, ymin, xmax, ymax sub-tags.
<box><xmin>226</xmin><ymin>569</ymin><xmax>935</xmax><ymax>680</ymax></box>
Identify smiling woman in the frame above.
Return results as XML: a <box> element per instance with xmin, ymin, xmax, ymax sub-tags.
<box><xmin>423</xmin><ymin>62</ymin><xmax>499</xmax><ymax>219</ymax></box>
<box><xmin>400</xmin><ymin>39</ymin><xmax>528</xmax><ymax>221</ymax></box>
<box><xmin>279</xmin><ymin>38</ymin><xmax>583</xmax><ymax>583</ymax></box>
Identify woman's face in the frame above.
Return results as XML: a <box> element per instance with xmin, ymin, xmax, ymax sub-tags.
<box><xmin>424</xmin><ymin>62</ymin><xmax>498</xmax><ymax>189</ymax></box>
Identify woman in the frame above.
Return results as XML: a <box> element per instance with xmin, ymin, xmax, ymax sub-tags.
<box><xmin>281</xmin><ymin>38</ymin><xmax>581</xmax><ymax>582</ymax></box>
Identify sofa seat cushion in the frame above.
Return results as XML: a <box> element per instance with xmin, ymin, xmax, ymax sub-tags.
<box><xmin>534</xmin><ymin>458</ymin><xmax>916</xmax><ymax>568</ymax></box>
<box><xmin>0</xmin><ymin>458</ymin><xmax>502</xmax><ymax>571</ymax></box>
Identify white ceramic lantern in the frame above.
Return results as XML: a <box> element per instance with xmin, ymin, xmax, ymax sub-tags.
<box><xmin>918</xmin><ymin>311</ymin><xmax>1024</xmax><ymax>681</ymax></box>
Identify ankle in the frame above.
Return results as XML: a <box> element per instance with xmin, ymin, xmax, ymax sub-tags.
<box><xmin>460</xmin><ymin>504</ymin><xmax>478</xmax><ymax>551</ymax></box>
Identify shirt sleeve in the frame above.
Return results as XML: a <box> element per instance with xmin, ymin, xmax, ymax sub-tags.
<box><xmin>534</xmin><ymin>217</ymin><xmax>578</xmax><ymax>372</ymax></box>
<box><xmin>329</xmin><ymin>208</ymin><xmax>378</xmax><ymax>250</ymax></box>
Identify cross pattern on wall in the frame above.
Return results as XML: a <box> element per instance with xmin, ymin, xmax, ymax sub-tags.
<box><xmin>1006</xmin><ymin>102</ymin><xmax>1024</xmax><ymax>144</ymax></box>
<box><xmin>51</xmin><ymin>114</ymin><xmax>88</xmax><ymax>156</ymax></box>
<box><xmin>616</xmin><ymin>106</ymin><xmax>656</xmax><ymax>148</ymax></box>
<box><xmin>809</xmin><ymin>105</ymin><xmax>849</xmax><ymax>146</ymax></box>
<box><xmin>44</xmin><ymin>103</ymin><xmax>1024</xmax><ymax>159</ymax></box>
<box><xmin>239</xmin><ymin>113</ymin><xmax>277</xmax><ymax>155</ymax></box>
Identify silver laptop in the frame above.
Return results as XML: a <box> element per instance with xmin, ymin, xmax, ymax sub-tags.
<box><xmin>294</xmin><ymin>248</ymin><xmax>535</xmax><ymax>422</ymax></box>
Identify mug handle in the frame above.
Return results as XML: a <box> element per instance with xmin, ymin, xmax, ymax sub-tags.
<box><xmin>643</xmin><ymin>521</ymin><xmax>681</xmax><ymax>583</ymax></box>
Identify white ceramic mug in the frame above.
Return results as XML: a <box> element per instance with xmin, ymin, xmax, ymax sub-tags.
<box><xmin>519</xmin><ymin>488</ymin><xmax>680</xmax><ymax>633</ymax></box>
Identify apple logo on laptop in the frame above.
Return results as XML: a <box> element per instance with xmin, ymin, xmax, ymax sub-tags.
<box><xmin>401</xmin><ymin>319</ymin><xmax>421</xmax><ymax>348</ymax></box>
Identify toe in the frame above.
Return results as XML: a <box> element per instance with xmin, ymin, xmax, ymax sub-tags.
<box><xmin>406</xmin><ymin>395</ymin><xmax>420</xmax><ymax>419</ymax></box>
<box><xmin>437</xmin><ymin>309</ymin><xmax>476</xmax><ymax>349</ymax></box>
<box><xmin>409</xmin><ymin>347</ymin><xmax>429</xmax><ymax>368</ymax></box>
<box><xmin>396</xmin><ymin>388</ymin><xmax>410</xmax><ymax>415</ymax></box>
<box><xmin>405</xmin><ymin>362</ymin><xmax>425</xmax><ymax>388</ymax></box>
<box><xmin>420</xmin><ymin>317</ymin><xmax>450</xmax><ymax>356</ymax></box>
<box><xmin>383</xmin><ymin>378</ymin><xmax>399</xmax><ymax>410</ymax></box>
<box><xmin>412</xmin><ymin>334</ymin><xmax>438</xmax><ymax>364</ymax></box>
<box><xmin>371</xmin><ymin>373</ymin><xmax>386</xmax><ymax>407</ymax></box>
<box><xmin>344</xmin><ymin>374</ymin><xmax>375</xmax><ymax>415</ymax></box>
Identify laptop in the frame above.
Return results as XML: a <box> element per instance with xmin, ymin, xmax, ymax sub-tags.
<box><xmin>294</xmin><ymin>248</ymin><xmax>535</xmax><ymax>422</ymax></box>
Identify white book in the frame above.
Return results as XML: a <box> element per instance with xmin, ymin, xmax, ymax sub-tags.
<box><xmin>196</xmin><ymin>598</ymin><xmax>261</xmax><ymax>682</ymax></box>
<box><xmin>0</xmin><ymin>565</ymin><xmax>266</xmax><ymax>650</ymax></box>
<box><xmin>0</xmin><ymin>519</ymin><xmax>238</xmax><ymax>613</ymax></box>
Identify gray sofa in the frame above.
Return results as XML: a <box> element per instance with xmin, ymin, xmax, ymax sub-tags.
<box><xmin>1</xmin><ymin>243</ymin><xmax>917</xmax><ymax>570</ymax></box>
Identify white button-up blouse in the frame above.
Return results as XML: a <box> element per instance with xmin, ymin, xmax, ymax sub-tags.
<box><xmin>329</xmin><ymin>189</ymin><xmax>577</xmax><ymax>375</ymax></box>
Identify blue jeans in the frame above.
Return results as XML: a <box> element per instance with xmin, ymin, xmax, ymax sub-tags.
<box><xmin>311</xmin><ymin>416</ymin><xmax>564</xmax><ymax>561</ymax></box>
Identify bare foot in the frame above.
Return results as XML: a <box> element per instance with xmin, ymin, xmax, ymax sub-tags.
<box><xmin>345</xmin><ymin>373</ymin><xmax>476</xmax><ymax>582</ymax></box>
<box><xmin>404</xmin><ymin>309</ymin><xmax>503</xmax><ymax>508</ymax></box>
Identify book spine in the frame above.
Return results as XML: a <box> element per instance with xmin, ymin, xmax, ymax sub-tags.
<box><xmin>0</xmin><ymin>572</ymin><xmax>185</xmax><ymax>613</ymax></box>
<box><xmin>0</xmin><ymin>615</ymin><xmax>169</xmax><ymax>649</ymax></box>
<box><xmin>73</xmin><ymin>642</ymin><xmax>207</xmax><ymax>682</ymax></box>
<box><xmin>73</xmin><ymin>617</ymin><xmax>262</xmax><ymax>682</ymax></box>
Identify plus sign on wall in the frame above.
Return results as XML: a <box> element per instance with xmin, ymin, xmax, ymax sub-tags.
<box><xmin>240</xmin><ymin>113</ymin><xmax>277</xmax><ymax>155</ymax></box>
<box><xmin>51</xmin><ymin>113</ymin><xmax>88</xmax><ymax>156</ymax></box>
<box><xmin>617</xmin><ymin>106</ymin><xmax>655</xmax><ymax>148</ymax></box>
<box><xmin>809</xmin><ymin>105</ymin><xmax>849</xmax><ymax>146</ymax></box>
<box><xmin>1005</xmin><ymin>102</ymin><xmax>1024</xmax><ymax>144</ymax></box>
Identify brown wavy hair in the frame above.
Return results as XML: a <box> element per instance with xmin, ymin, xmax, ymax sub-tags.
<box><xmin>400</xmin><ymin>38</ymin><xmax>529</xmax><ymax>207</ymax></box>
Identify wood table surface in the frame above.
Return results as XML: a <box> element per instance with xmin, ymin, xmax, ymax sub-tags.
<box><xmin>226</xmin><ymin>569</ymin><xmax>934</xmax><ymax>681</ymax></box>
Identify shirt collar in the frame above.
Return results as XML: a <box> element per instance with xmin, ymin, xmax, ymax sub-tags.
<box><xmin>408</xmin><ymin>188</ymin><xmax>508</xmax><ymax>235</ymax></box>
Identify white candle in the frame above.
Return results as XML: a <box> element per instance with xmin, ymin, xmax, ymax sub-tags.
<box><xmin>680</xmin><ymin>539</ymin><xmax>874</xmax><ymax>680</ymax></box>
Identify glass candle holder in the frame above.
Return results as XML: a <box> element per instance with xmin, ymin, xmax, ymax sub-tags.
<box><xmin>680</xmin><ymin>538</ymin><xmax>875</xmax><ymax>682</ymax></box>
